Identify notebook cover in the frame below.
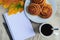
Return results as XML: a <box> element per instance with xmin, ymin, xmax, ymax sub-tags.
<box><xmin>3</xmin><ymin>11</ymin><xmax>35</xmax><ymax>40</ymax></box>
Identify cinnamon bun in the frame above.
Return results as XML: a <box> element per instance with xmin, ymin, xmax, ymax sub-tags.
<box><xmin>31</xmin><ymin>0</ymin><xmax>46</xmax><ymax>5</ymax></box>
<box><xmin>28</xmin><ymin>3</ymin><xmax>42</xmax><ymax>15</ymax></box>
<box><xmin>40</xmin><ymin>4</ymin><xmax>52</xmax><ymax>19</ymax></box>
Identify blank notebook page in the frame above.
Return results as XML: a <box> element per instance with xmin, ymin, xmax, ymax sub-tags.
<box><xmin>3</xmin><ymin>11</ymin><xmax>35</xmax><ymax>40</ymax></box>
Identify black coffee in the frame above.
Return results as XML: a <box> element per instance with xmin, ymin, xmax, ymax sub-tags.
<box><xmin>41</xmin><ymin>24</ymin><xmax>53</xmax><ymax>36</ymax></box>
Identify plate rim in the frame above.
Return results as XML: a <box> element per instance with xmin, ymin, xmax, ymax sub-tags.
<box><xmin>24</xmin><ymin>0</ymin><xmax>57</xmax><ymax>23</ymax></box>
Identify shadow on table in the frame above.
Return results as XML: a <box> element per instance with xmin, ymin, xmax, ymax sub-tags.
<box><xmin>2</xmin><ymin>15</ymin><xmax>13</xmax><ymax>40</ymax></box>
<box><xmin>30</xmin><ymin>20</ymin><xmax>42</xmax><ymax>33</ymax></box>
<box><xmin>3</xmin><ymin>23</ymin><xmax>13</xmax><ymax>40</ymax></box>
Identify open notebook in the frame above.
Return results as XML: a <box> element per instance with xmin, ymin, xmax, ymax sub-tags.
<box><xmin>3</xmin><ymin>11</ymin><xmax>35</xmax><ymax>40</ymax></box>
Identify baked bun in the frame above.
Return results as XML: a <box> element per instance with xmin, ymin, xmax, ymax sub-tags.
<box><xmin>31</xmin><ymin>0</ymin><xmax>46</xmax><ymax>5</ymax></box>
<box><xmin>28</xmin><ymin>3</ymin><xmax>42</xmax><ymax>15</ymax></box>
<box><xmin>40</xmin><ymin>4</ymin><xmax>52</xmax><ymax>19</ymax></box>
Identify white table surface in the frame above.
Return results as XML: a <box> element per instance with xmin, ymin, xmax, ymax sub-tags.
<box><xmin>0</xmin><ymin>0</ymin><xmax>60</xmax><ymax>40</ymax></box>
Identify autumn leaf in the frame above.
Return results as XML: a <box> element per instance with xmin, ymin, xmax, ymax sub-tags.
<box><xmin>8</xmin><ymin>7</ymin><xmax>18</xmax><ymax>15</ymax></box>
<box><xmin>0</xmin><ymin>0</ymin><xmax>24</xmax><ymax>15</ymax></box>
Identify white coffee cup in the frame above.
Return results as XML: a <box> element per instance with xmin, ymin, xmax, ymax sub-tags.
<box><xmin>39</xmin><ymin>23</ymin><xmax>59</xmax><ymax>39</ymax></box>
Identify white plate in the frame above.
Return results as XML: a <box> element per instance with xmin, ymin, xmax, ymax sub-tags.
<box><xmin>24</xmin><ymin>0</ymin><xmax>57</xmax><ymax>23</ymax></box>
